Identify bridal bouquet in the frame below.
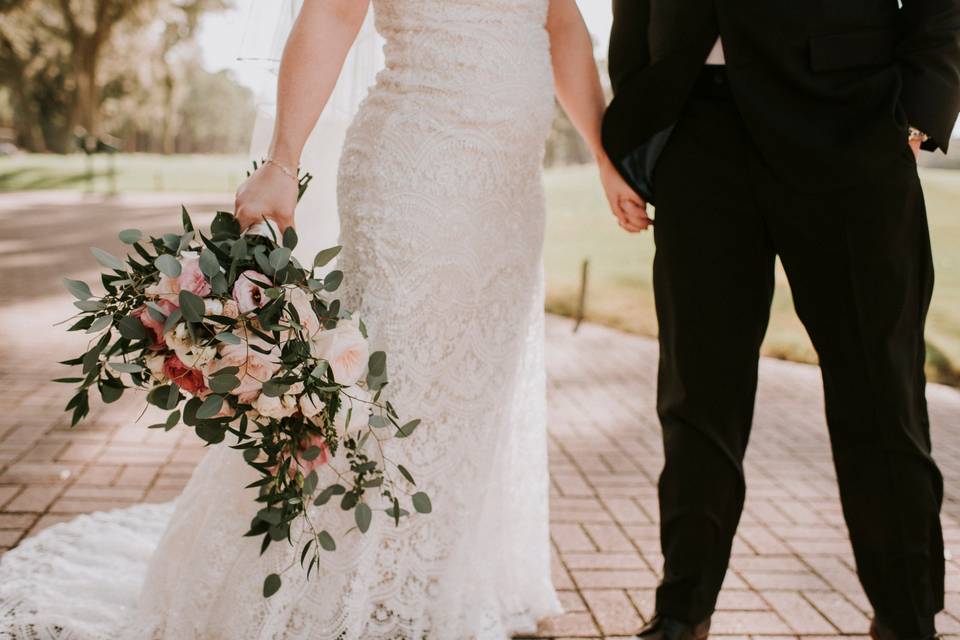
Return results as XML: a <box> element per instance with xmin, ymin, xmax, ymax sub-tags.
<box><xmin>57</xmin><ymin>177</ymin><xmax>429</xmax><ymax>598</ymax></box>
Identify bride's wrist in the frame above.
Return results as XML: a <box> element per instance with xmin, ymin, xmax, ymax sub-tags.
<box><xmin>264</xmin><ymin>158</ymin><xmax>300</xmax><ymax>184</ymax></box>
<box><xmin>594</xmin><ymin>150</ymin><xmax>614</xmax><ymax>170</ymax></box>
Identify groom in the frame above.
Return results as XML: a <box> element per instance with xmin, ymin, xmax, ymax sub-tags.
<box><xmin>602</xmin><ymin>1</ymin><xmax>960</xmax><ymax>638</ymax></box>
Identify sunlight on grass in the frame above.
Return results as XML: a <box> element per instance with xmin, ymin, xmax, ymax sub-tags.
<box><xmin>0</xmin><ymin>153</ymin><xmax>248</xmax><ymax>194</ymax></box>
<box><xmin>2</xmin><ymin>154</ymin><xmax>957</xmax><ymax>384</ymax></box>
<box><xmin>544</xmin><ymin>164</ymin><xmax>960</xmax><ymax>386</ymax></box>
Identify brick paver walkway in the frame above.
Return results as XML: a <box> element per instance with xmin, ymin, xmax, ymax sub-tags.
<box><xmin>1</xmin><ymin>191</ymin><xmax>960</xmax><ymax>638</ymax></box>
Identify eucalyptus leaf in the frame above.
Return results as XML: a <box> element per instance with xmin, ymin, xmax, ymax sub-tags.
<box><xmin>209</xmin><ymin>374</ymin><xmax>240</xmax><ymax>394</ymax></box>
<box><xmin>283</xmin><ymin>226</ymin><xmax>298</xmax><ymax>250</ymax></box>
<box><xmin>313</xmin><ymin>246</ymin><xmax>342</xmax><ymax>269</ymax></box>
<box><xmin>91</xmin><ymin>247</ymin><xmax>126</xmax><ymax>271</ymax></box>
<box><xmin>155</xmin><ymin>254</ymin><xmax>182</xmax><ymax>277</ymax></box>
<box><xmin>397</xmin><ymin>464</ymin><xmax>416</xmax><ymax>486</ymax></box>
<box><xmin>412</xmin><ymin>492</ymin><xmax>432</xmax><ymax>514</ymax></box>
<box><xmin>261</xmin><ymin>379</ymin><xmax>290</xmax><ymax>398</ymax></box>
<box><xmin>74</xmin><ymin>300</ymin><xmax>105</xmax><ymax>312</ymax></box>
<box><xmin>179</xmin><ymin>290</ymin><xmax>206</xmax><ymax>323</ymax></box>
<box><xmin>118</xmin><ymin>315</ymin><xmax>147</xmax><ymax>340</ymax></box>
<box><xmin>314</xmin><ymin>484</ymin><xmax>346</xmax><ymax>506</ymax></box>
<box><xmin>396</xmin><ymin>419</ymin><xmax>421</xmax><ymax>438</ymax></box>
<box><xmin>109</xmin><ymin>361</ymin><xmax>144</xmax><ymax>374</ymax></box>
<box><xmin>317</xmin><ymin>530</ymin><xmax>336</xmax><ymax>551</ymax></box>
<box><xmin>302</xmin><ymin>446</ymin><xmax>323</xmax><ymax>461</ymax></box>
<box><xmin>86</xmin><ymin>315</ymin><xmax>113</xmax><ymax>334</ymax></box>
<box><xmin>355</xmin><ymin>502</ymin><xmax>372</xmax><ymax>533</ymax></box>
<box><xmin>269</xmin><ymin>247</ymin><xmax>292</xmax><ymax>272</ymax></box>
<box><xmin>118</xmin><ymin>229</ymin><xmax>142</xmax><ymax>244</ymax></box>
<box><xmin>368</xmin><ymin>351</ymin><xmax>386</xmax><ymax>377</ymax></box>
<box><xmin>196</xmin><ymin>394</ymin><xmax>225</xmax><ymax>419</ymax></box>
<box><xmin>263</xmin><ymin>574</ymin><xmax>282</xmax><ymax>598</ymax></box>
<box><xmin>199</xmin><ymin>250</ymin><xmax>221</xmax><ymax>279</ymax></box>
<box><xmin>323</xmin><ymin>270</ymin><xmax>343</xmax><ymax>292</ymax></box>
<box><xmin>215</xmin><ymin>332</ymin><xmax>241</xmax><ymax>345</ymax></box>
<box><xmin>63</xmin><ymin>278</ymin><xmax>92</xmax><ymax>300</ymax></box>
<box><xmin>303</xmin><ymin>470</ymin><xmax>319</xmax><ymax>495</ymax></box>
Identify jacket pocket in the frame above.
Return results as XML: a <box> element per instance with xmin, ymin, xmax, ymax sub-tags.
<box><xmin>809</xmin><ymin>28</ymin><xmax>898</xmax><ymax>72</ymax></box>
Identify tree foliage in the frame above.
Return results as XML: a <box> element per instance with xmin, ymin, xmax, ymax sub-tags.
<box><xmin>0</xmin><ymin>0</ymin><xmax>252</xmax><ymax>153</ymax></box>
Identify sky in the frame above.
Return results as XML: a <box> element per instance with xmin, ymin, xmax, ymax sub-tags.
<box><xmin>198</xmin><ymin>0</ymin><xmax>613</xmax><ymax>90</ymax></box>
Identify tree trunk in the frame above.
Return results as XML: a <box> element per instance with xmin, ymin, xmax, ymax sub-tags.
<box><xmin>70</xmin><ymin>37</ymin><xmax>102</xmax><ymax>139</ymax></box>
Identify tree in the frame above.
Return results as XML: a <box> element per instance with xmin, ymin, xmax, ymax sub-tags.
<box><xmin>0</xmin><ymin>0</ymin><xmax>228</xmax><ymax>152</ymax></box>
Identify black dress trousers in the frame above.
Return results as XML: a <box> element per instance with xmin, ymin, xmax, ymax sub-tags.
<box><xmin>650</xmin><ymin>68</ymin><xmax>944</xmax><ymax>635</ymax></box>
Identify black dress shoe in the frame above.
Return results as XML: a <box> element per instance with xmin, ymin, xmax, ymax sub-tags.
<box><xmin>870</xmin><ymin>618</ymin><xmax>939</xmax><ymax>640</ymax></box>
<box><xmin>637</xmin><ymin>615</ymin><xmax>711</xmax><ymax>640</ymax></box>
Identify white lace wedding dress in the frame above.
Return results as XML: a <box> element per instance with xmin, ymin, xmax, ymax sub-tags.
<box><xmin>0</xmin><ymin>1</ymin><xmax>561</xmax><ymax>638</ymax></box>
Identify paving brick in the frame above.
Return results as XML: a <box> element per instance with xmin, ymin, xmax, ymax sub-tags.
<box><xmin>536</xmin><ymin>612</ymin><xmax>599</xmax><ymax>637</ymax></box>
<box><xmin>581</xmin><ymin>590</ymin><xmax>643</xmax><ymax>635</ymax></box>
<box><xmin>710</xmin><ymin>610</ymin><xmax>792</xmax><ymax>634</ymax></box>
<box><xmin>2</xmin><ymin>195</ymin><xmax>960</xmax><ymax>639</ymax></box>
<box><xmin>553</xmin><ymin>523</ymin><xmax>596</xmax><ymax>552</ymax></box>
<box><xmin>563</xmin><ymin>552</ymin><xmax>646</xmax><ymax>571</ymax></box>
<box><xmin>0</xmin><ymin>485</ymin><xmax>21</xmax><ymax>508</ymax></box>
<box><xmin>4</xmin><ymin>486</ymin><xmax>62</xmax><ymax>513</ymax></box>
<box><xmin>584</xmin><ymin>523</ymin><xmax>634</xmax><ymax>552</ymax></box>
<box><xmin>802</xmin><ymin>591</ymin><xmax>870</xmax><ymax>634</ymax></box>
<box><xmin>572</xmin><ymin>569</ymin><xmax>658</xmax><ymax>590</ymax></box>
<box><xmin>764</xmin><ymin>592</ymin><xmax>836</xmax><ymax>634</ymax></box>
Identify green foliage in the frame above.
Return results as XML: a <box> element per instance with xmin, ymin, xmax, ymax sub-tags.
<box><xmin>58</xmin><ymin>195</ymin><xmax>431</xmax><ymax>601</ymax></box>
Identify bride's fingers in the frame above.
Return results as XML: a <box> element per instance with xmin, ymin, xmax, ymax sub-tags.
<box><xmin>621</xmin><ymin>200</ymin><xmax>651</xmax><ymax>227</ymax></box>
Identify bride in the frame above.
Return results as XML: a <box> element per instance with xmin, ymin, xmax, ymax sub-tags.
<box><xmin>0</xmin><ymin>1</ymin><xmax>649</xmax><ymax>638</ymax></box>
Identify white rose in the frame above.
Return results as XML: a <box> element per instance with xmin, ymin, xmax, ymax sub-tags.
<box><xmin>299</xmin><ymin>393</ymin><xmax>325</xmax><ymax>419</ymax></box>
<box><xmin>167</xmin><ymin>324</ymin><xmax>216</xmax><ymax>369</ymax></box>
<box><xmin>254</xmin><ymin>393</ymin><xmax>298</xmax><ymax>420</ymax></box>
<box><xmin>310</xmin><ymin>320</ymin><xmax>370</xmax><ymax>387</ymax></box>
<box><xmin>204</xmin><ymin>299</ymin><xmax>224</xmax><ymax>316</ymax></box>
<box><xmin>145</xmin><ymin>354</ymin><xmax>167</xmax><ymax>381</ymax></box>
<box><xmin>286</xmin><ymin>288</ymin><xmax>322</xmax><ymax>337</ymax></box>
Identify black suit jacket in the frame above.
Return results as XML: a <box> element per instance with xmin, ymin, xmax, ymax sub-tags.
<box><xmin>602</xmin><ymin>0</ymin><xmax>960</xmax><ymax>195</ymax></box>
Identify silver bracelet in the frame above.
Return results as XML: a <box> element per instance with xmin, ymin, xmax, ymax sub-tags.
<box><xmin>264</xmin><ymin>158</ymin><xmax>299</xmax><ymax>183</ymax></box>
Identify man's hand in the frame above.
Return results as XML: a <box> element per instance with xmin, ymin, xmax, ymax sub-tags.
<box><xmin>598</xmin><ymin>155</ymin><xmax>652</xmax><ymax>233</ymax></box>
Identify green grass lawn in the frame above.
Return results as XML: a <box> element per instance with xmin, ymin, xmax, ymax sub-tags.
<box><xmin>0</xmin><ymin>153</ymin><xmax>248</xmax><ymax>193</ymax></box>
<box><xmin>544</xmin><ymin>164</ymin><xmax>960</xmax><ymax>386</ymax></box>
<box><xmin>2</xmin><ymin>153</ymin><xmax>958</xmax><ymax>385</ymax></box>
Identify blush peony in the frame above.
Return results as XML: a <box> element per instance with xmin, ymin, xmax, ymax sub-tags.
<box><xmin>286</xmin><ymin>287</ymin><xmax>322</xmax><ymax>337</ymax></box>
<box><xmin>310</xmin><ymin>320</ymin><xmax>369</xmax><ymax>387</ymax></box>
<box><xmin>206</xmin><ymin>338</ymin><xmax>281</xmax><ymax>403</ymax></box>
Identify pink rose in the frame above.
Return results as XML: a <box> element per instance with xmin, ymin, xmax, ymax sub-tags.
<box><xmin>206</xmin><ymin>338</ymin><xmax>281</xmax><ymax>403</ymax></box>
<box><xmin>133</xmin><ymin>299</ymin><xmax>178</xmax><ymax>349</ymax></box>
<box><xmin>310</xmin><ymin>320</ymin><xmax>369</xmax><ymax>387</ymax></box>
<box><xmin>177</xmin><ymin>252</ymin><xmax>211</xmax><ymax>297</ymax></box>
<box><xmin>162</xmin><ymin>354</ymin><xmax>208</xmax><ymax>396</ymax></box>
<box><xmin>296</xmin><ymin>433</ymin><xmax>330</xmax><ymax>473</ymax></box>
<box><xmin>273</xmin><ymin>433</ymin><xmax>330</xmax><ymax>478</ymax></box>
<box><xmin>146</xmin><ymin>252</ymin><xmax>210</xmax><ymax>299</ymax></box>
<box><xmin>233</xmin><ymin>270</ymin><xmax>270</xmax><ymax>314</ymax></box>
<box><xmin>287</xmin><ymin>288</ymin><xmax>321</xmax><ymax>337</ymax></box>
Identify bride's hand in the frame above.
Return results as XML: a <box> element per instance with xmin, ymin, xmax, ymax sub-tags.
<box><xmin>598</xmin><ymin>155</ymin><xmax>651</xmax><ymax>233</ymax></box>
<box><xmin>234</xmin><ymin>162</ymin><xmax>300</xmax><ymax>232</ymax></box>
